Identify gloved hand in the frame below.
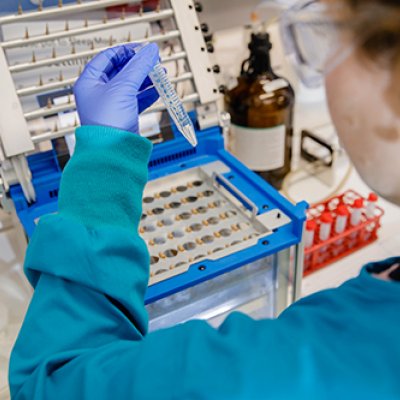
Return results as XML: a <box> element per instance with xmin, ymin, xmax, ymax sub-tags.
<box><xmin>74</xmin><ymin>43</ymin><xmax>159</xmax><ymax>134</ymax></box>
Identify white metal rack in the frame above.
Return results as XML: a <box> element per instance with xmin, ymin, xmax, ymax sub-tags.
<box><xmin>0</xmin><ymin>0</ymin><xmax>220</xmax><ymax>203</ymax></box>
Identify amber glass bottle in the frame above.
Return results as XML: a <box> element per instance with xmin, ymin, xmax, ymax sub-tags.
<box><xmin>225</xmin><ymin>32</ymin><xmax>294</xmax><ymax>189</ymax></box>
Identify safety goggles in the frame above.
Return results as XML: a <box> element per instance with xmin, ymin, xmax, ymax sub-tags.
<box><xmin>280</xmin><ymin>0</ymin><xmax>353</xmax><ymax>87</ymax></box>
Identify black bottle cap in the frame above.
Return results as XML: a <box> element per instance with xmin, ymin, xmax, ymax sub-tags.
<box><xmin>246</xmin><ymin>32</ymin><xmax>273</xmax><ymax>75</ymax></box>
<box><xmin>248</xmin><ymin>32</ymin><xmax>272</xmax><ymax>53</ymax></box>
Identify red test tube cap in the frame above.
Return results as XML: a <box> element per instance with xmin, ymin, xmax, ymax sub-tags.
<box><xmin>336</xmin><ymin>204</ymin><xmax>350</xmax><ymax>216</ymax></box>
<box><xmin>320</xmin><ymin>212</ymin><xmax>333</xmax><ymax>224</ymax></box>
<box><xmin>353</xmin><ymin>198</ymin><xmax>364</xmax><ymax>209</ymax></box>
<box><xmin>306</xmin><ymin>219</ymin><xmax>317</xmax><ymax>231</ymax></box>
<box><xmin>368</xmin><ymin>192</ymin><xmax>378</xmax><ymax>202</ymax></box>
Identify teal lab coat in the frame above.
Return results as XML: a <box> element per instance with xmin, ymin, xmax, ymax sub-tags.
<box><xmin>9</xmin><ymin>126</ymin><xmax>400</xmax><ymax>399</ymax></box>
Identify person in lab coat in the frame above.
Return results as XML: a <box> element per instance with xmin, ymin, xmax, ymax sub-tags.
<box><xmin>9</xmin><ymin>0</ymin><xmax>400</xmax><ymax>398</ymax></box>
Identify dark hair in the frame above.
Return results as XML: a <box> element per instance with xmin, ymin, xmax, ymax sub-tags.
<box><xmin>343</xmin><ymin>0</ymin><xmax>400</xmax><ymax>68</ymax></box>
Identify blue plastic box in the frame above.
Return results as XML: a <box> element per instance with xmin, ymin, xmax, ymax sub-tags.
<box><xmin>10</xmin><ymin>122</ymin><xmax>307</xmax><ymax>317</ymax></box>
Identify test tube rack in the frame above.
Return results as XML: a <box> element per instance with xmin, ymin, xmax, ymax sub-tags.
<box><xmin>0</xmin><ymin>0</ymin><xmax>219</xmax><ymax>204</ymax></box>
<box><xmin>304</xmin><ymin>190</ymin><xmax>384</xmax><ymax>275</ymax></box>
<box><xmin>141</xmin><ymin>164</ymin><xmax>284</xmax><ymax>286</ymax></box>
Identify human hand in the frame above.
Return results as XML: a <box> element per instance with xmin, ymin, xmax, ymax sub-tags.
<box><xmin>74</xmin><ymin>43</ymin><xmax>159</xmax><ymax>134</ymax></box>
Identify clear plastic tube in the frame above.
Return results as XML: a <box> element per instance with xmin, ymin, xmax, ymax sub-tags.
<box><xmin>148</xmin><ymin>62</ymin><xmax>197</xmax><ymax>147</ymax></box>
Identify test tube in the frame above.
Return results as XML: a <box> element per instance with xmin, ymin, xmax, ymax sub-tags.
<box><xmin>135</xmin><ymin>43</ymin><xmax>197</xmax><ymax>146</ymax></box>
<box><xmin>348</xmin><ymin>198</ymin><xmax>364</xmax><ymax>244</ymax></box>
<box><xmin>148</xmin><ymin>63</ymin><xmax>197</xmax><ymax>146</ymax></box>
<box><xmin>334</xmin><ymin>204</ymin><xmax>349</xmax><ymax>248</ymax></box>
<box><xmin>319</xmin><ymin>212</ymin><xmax>333</xmax><ymax>242</ymax></box>
<box><xmin>350</xmin><ymin>198</ymin><xmax>364</xmax><ymax>226</ymax></box>
<box><xmin>304</xmin><ymin>219</ymin><xmax>317</xmax><ymax>271</ymax></box>
<box><xmin>335</xmin><ymin>204</ymin><xmax>349</xmax><ymax>235</ymax></box>
<box><xmin>317</xmin><ymin>212</ymin><xmax>333</xmax><ymax>263</ymax></box>
<box><xmin>304</xmin><ymin>219</ymin><xmax>317</xmax><ymax>248</ymax></box>
<box><xmin>366</xmin><ymin>193</ymin><xmax>378</xmax><ymax>218</ymax></box>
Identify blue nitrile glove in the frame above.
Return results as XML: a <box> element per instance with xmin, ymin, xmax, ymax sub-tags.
<box><xmin>74</xmin><ymin>43</ymin><xmax>159</xmax><ymax>134</ymax></box>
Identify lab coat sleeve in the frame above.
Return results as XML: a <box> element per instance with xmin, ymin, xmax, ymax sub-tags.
<box><xmin>9</xmin><ymin>126</ymin><xmax>400</xmax><ymax>400</ymax></box>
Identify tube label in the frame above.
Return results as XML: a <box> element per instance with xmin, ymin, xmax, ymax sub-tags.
<box><xmin>230</xmin><ymin>124</ymin><xmax>285</xmax><ymax>171</ymax></box>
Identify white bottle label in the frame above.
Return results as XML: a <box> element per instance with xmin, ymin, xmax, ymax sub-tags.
<box><xmin>230</xmin><ymin>124</ymin><xmax>286</xmax><ymax>171</ymax></box>
<box><xmin>262</xmin><ymin>78</ymin><xmax>289</xmax><ymax>93</ymax></box>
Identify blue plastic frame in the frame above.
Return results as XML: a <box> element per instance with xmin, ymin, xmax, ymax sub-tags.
<box><xmin>10</xmin><ymin>123</ymin><xmax>307</xmax><ymax>303</ymax></box>
<box><xmin>10</xmin><ymin>149</ymin><xmax>62</xmax><ymax>236</ymax></box>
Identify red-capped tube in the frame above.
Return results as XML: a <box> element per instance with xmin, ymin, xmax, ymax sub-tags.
<box><xmin>350</xmin><ymin>198</ymin><xmax>364</xmax><ymax>226</ymax></box>
<box><xmin>366</xmin><ymin>192</ymin><xmax>378</xmax><ymax>218</ymax></box>
<box><xmin>304</xmin><ymin>219</ymin><xmax>317</xmax><ymax>248</ymax></box>
<box><xmin>335</xmin><ymin>204</ymin><xmax>349</xmax><ymax>234</ymax></box>
<box><xmin>319</xmin><ymin>212</ymin><xmax>333</xmax><ymax>241</ymax></box>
